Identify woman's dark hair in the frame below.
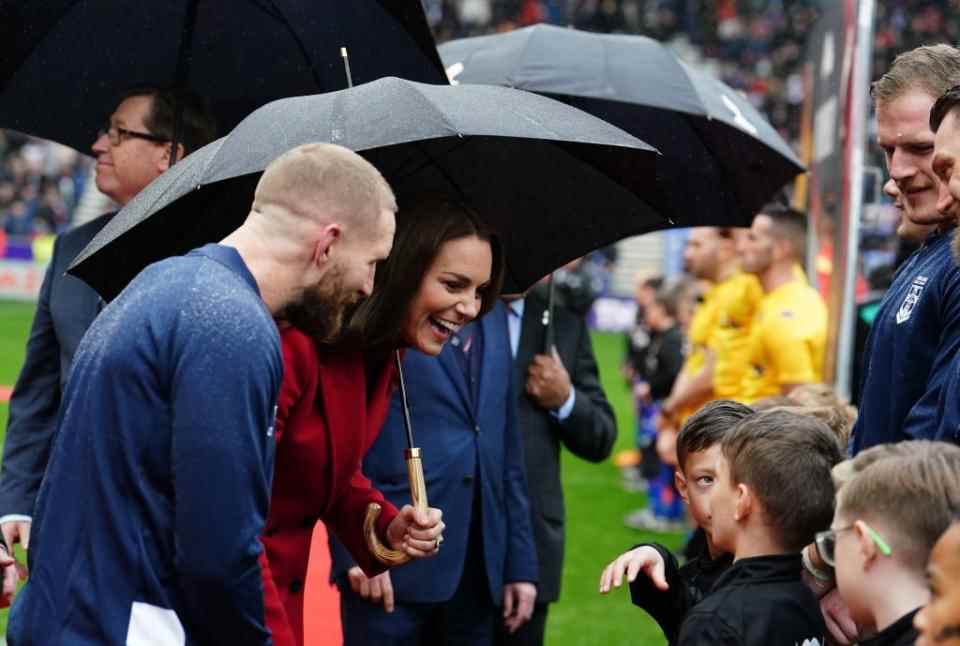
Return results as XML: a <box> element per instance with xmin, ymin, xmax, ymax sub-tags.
<box><xmin>341</xmin><ymin>196</ymin><xmax>505</xmax><ymax>352</ymax></box>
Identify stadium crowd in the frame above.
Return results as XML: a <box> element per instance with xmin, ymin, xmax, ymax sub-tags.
<box><xmin>0</xmin><ymin>132</ymin><xmax>90</xmax><ymax>253</ymax></box>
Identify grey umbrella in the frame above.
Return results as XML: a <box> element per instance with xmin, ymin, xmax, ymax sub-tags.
<box><xmin>439</xmin><ymin>24</ymin><xmax>805</xmax><ymax>228</ymax></box>
<box><xmin>69</xmin><ymin>76</ymin><xmax>665</xmax><ymax>299</ymax></box>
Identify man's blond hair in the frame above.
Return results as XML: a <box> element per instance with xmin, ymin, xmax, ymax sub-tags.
<box><xmin>871</xmin><ymin>44</ymin><xmax>960</xmax><ymax>107</ymax></box>
<box><xmin>838</xmin><ymin>441</ymin><xmax>960</xmax><ymax>569</ymax></box>
<box><xmin>253</xmin><ymin>143</ymin><xmax>396</xmax><ymax>231</ymax></box>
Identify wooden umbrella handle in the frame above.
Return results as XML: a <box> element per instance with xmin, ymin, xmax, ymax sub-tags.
<box><xmin>364</xmin><ymin>448</ymin><xmax>429</xmax><ymax>566</ymax></box>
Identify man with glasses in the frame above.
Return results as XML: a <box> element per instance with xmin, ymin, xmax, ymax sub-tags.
<box><xmin>0</xmin><ymin>88</ymin><xmax>217</xmax><ymax>589</ymax></box>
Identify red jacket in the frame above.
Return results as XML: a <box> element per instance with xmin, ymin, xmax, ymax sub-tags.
<box><xmin>262</xmin><ymin>327</ymin><xmax>400</xmax><ymax>645</ymax></box>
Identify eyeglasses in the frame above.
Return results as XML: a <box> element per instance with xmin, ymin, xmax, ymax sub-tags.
<box><xmin>97</xmin><ymin>123</ymin><xmax>168</xmax><ymax>147</ymax></box>
<box><xmin>815</xmin><ymin>522</ymin><xmax>892</xmax><ymax>567</ymax></box>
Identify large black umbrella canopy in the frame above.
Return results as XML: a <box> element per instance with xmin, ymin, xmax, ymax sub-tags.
<box><xmin>439</xmin><ymin>24</ymin><xmax>805</xmax><ymax>228</ymax></box>
<box><xmin>0</xmin><ymin>0</ymin><xmax>446</xmax><ymax>152</ymax></box>
<box><xmin>69</xmin><ymin>77</ymin><xmax>663</xmax><ymax>300</ymax></box>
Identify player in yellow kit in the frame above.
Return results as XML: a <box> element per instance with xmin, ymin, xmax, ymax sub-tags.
<box><xmin>737</xmin><ymin>206</ymin><xmax>827</xmax><ymax>402</ymax></box>
<box><xmin>659</xmin><ymin>228</ymin><xmax>761</xmax><ymax>428</ymax></box>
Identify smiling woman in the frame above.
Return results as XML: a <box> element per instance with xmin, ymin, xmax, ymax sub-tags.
<box><xmin>343</xmin><ymin>196</ymin><xmax>505</xmax><ymax>355</ymax></box>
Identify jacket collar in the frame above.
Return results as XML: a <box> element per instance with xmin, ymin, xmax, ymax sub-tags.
<box><xmin>188</xmin><ymin>243</ymin><xmax>259</xmax><ymax>296</ymax></box>
<box><xmin>710</xmin><ymin>553</ymin><xmax>803</xmax><ymax>593</ymax></box>
<box><xmin>859</xmin><ymin>609</ymin><xmax>920</xmax><ymax>646</ymax></box>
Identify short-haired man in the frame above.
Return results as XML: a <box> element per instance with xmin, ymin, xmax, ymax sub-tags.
<box><xmin>0</xmin><ymin>88</ymin><xmax>218</xmax><ymax>562</ymax></box>
<box><xmin>737</xmin><ymin>207</ymin><xmax>828</xmax><ymax>402</ymax></box>
<box><xmin>659</xmin><ymin>227</ymin><xmax>760</xmax><ymax>431</ymax></box>
<box><xmin>850</xmin><ymin>44</ymin><xmax>960</xmax><ymax>454</ymax></box>
<box><xmin>6</xmin><ymin>143</ymin><xmax>429</xmax><ymax>645</ymax></box>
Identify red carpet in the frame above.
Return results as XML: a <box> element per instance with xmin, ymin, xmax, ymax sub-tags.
<box><xmin>303</xmin><ymin>521</ymin><xmax>343</xmax><ymax>646</ymax></box>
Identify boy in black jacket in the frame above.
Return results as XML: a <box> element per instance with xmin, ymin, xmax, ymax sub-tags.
<box><xmin>599</xmin><ymin>400</ymin><xmax>753</xmax><ymax>644</ymax></box>
<box><xmin>675</xmin><ymin>408</ymin><xmax>842</xmax><ymax>645</ymax></box>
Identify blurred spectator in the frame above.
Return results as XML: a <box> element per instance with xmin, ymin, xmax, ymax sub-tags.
<box><xmin>0</xmin><ymin>132</ymin><xmax>91</xmax><ymax>255</ymax></box>
<box><xmin>622</xmin><ymin>274</ymin><xmax>665</xmax><ymax>490</ymax></box>
<box><xmin>624</xmin><ymin>277</ymin><xmax>687</xmax><ymax>531</ymax></box>
<box><xmin>4</xmin><ymin>202</ymin><xmax>32</xmax><ymax>237</ymax></box>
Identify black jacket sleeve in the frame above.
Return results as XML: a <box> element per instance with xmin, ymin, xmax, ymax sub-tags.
<box><xmin>557</xmin><ymin>321</ymin><xmax>617</xmax><ymax>463</ymax></box>
<box><xmin>628</xmin><ymin>543</ymin><xmax>689</xmax><ymax>644</ymax></box>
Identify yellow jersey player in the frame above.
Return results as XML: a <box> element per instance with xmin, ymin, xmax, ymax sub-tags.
<box><xmin>737</xmin><ymin>206</ymin><xmax>827</xmax><ymax>402</ymax></box>
<box><xmin>661</xmin><ymin>228</ymin><xmax>761</xmax><ymax>426</ymax></box>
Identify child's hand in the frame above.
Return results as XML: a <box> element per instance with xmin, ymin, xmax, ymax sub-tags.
<box><xmin>598</xmin><ymin>546</ymin><xmax>669</xmax><ymax>594</ymax></box>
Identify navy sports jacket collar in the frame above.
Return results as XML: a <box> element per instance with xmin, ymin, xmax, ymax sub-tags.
<box><xmin>189</xmin><ymin>243</ymin><xmax>260</xmax><ymax>297</ymax></box>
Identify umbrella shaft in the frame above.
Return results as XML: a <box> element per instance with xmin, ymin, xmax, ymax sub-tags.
<box><xmin>405</xmin><ymin>448</ymin><xmax>429</xmax><ymax>512</ymax></box>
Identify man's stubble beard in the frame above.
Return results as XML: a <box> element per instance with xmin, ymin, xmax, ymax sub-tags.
<box><xmin>283</xmin><ymin>265</ymin><xmax>363</xmax><ymax>345</ymax></box>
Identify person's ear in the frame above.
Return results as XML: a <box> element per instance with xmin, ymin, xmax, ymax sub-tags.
<box><xmin>675</xmin><ymin>470</ymin><xmax>690</xmax><ymax>505</ymax></box>
<box><xmin>853</xmin><ymin>520</ymin><xmax>879</xmax><ymax>566</ymax></box>
<box><xmin>158</xmin><ymin>143</ymin><xmax>186</xmax><ymax>172</ymax></box>
<box><xmin>733</xmin><ymin>483</ymin><xmax>751</xmax><ymax>522</ymax></box>
<box><xmin>313</xmin><ymin>223</ymin><xmax>342</xmax><ymax>265</ymax></box>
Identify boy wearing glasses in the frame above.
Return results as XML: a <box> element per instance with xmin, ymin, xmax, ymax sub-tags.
<box><xmin>823</xmin><ymin>442</ymin><xmax>960</xmax><ymax>645</ymax></box>
<box><xmin>676</xmin><ymin>409</ymin><xmax>842</xmax><ymax>645</ymax></box>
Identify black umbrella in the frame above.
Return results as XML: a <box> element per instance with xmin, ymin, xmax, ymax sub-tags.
<box><xmin>68</xmin><ymin>76</ymin><xmax>663</xmax><ymax>300</ymax></box>
<box><xmin>0</xmin><ymin>0</ymin><xmax>446</xmax><ymax>153</ymax></box>
<box><xmin>439</xmin><ymin>24</ymin><xmax>805</xmax><ymax>228</ymax></box>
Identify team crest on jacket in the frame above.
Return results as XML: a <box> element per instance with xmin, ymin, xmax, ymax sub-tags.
<box><xmin>797</xmin><ymin>639</ymin><xmax>823</xmax><ymax>646</ymax></box>
<box><xmin>896</xmin><ymin>276</ymin><xmax>929</xmax><ymax>325</ymax></box>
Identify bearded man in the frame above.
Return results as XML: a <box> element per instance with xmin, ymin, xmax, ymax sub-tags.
<box><xmin>8</xmin><ymin>144</ymin><xmax>400</xmax><ymax>645</ymax></box>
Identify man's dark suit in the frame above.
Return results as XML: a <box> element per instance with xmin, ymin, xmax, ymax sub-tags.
<box><xmin>500</xmin><ymin>291</ymin><xmax>617</xmax><ymax>645</ymax></box>
<box><xmin>0</xmin><ymin>214</ymin><xmax>111</xmax><ymax>518</ymax></box>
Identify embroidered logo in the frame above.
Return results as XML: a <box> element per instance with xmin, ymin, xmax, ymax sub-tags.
<box><xmin>797</xmin><ymin>638</ymin><xmax>824</xmax><ymax>646</ymax></box>
<box><xmin>896</xmin><ymin>275</ymin><xmax>929</xmax><ymax>325</ymax></box>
